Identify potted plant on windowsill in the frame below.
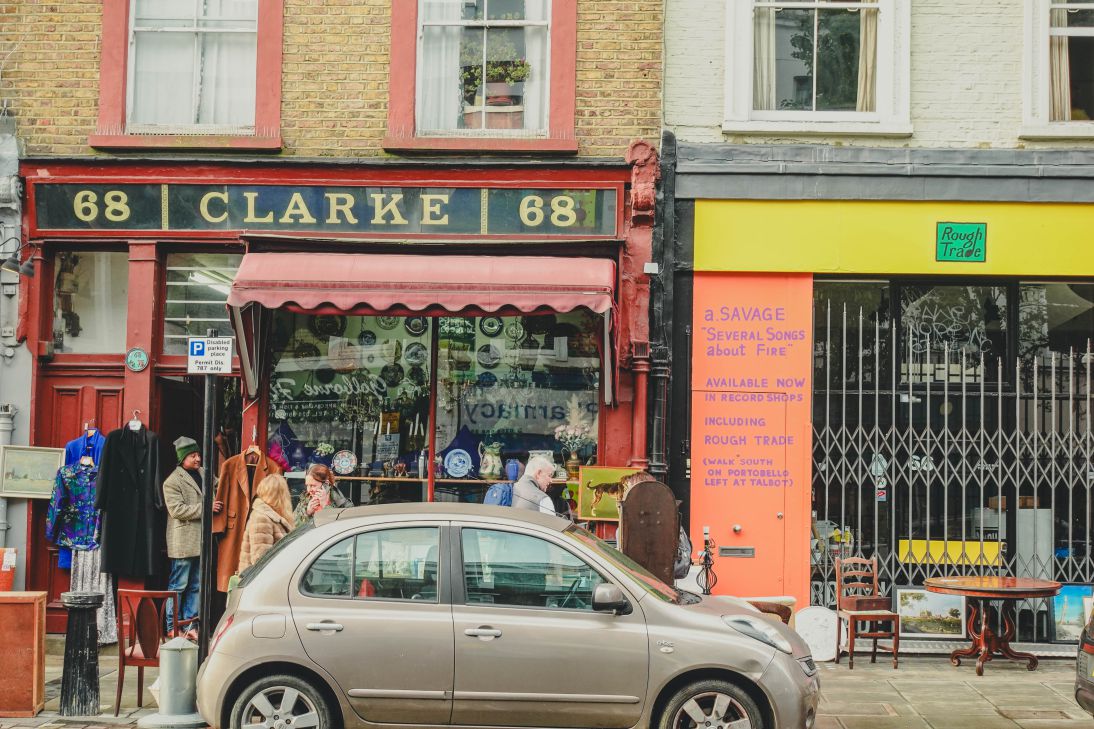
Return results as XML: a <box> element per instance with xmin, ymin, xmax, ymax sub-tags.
<box><xmin>461</xmin><ymin>35</ymin><xmax>531</xmax><ymax>129</ymax></box>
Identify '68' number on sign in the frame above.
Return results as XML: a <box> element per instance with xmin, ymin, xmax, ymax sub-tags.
<box><xmin>73</xmin><ymin>190</ymin><xmax>131</xmax><ymax>223</ymax></box>
<box><xmin>519</xmin><ymin>195</ymin><xmax>577</xmax><ymax>228</ymax></box>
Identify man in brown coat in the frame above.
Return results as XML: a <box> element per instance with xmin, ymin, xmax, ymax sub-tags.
<box><xmin>162</xmin><ymin>437</ymin><xmax>221</xmax><ymax>637</ymax></box>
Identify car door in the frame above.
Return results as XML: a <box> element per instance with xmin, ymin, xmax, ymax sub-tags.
<box><xmin>289</xmin><ymin>523</ymin><xmax>453</xmax><ymax>725</ymax></box>
<box><xmin>450</xmin><ymin>525</ymin><xmax>649</xmax><ymax>728</ymax></box>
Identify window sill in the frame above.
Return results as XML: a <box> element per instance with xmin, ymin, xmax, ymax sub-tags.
<box><xmin>89</xmin><ymin>133</ymin><xmax>283</xmax><ymax>151</ymax></box>
<box><xmin>1019</xmin><ymin>124</ymin><xmax>1094</xmax><ymax>140</ymax></box>
<box><xmin>383</xmin><ymin>135</ymin><xmax>579</xmax><ymax>154</ymax></box>
<box><xmin>722</xmin><ymin>120</ymin><xmax>913</xmax><ymax>138</ymax></box>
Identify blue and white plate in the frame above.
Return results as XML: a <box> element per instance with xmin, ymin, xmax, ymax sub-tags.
<box><xmin>444</xmin><ymin>449</ymin><xmax>473</xmax><ymax>478</ymax></box>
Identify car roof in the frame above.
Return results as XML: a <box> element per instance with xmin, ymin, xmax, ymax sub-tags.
<box><xmin>314</xmin><ymin>502</ymin><xmax>571</xmax><ymax>532</ymax></box>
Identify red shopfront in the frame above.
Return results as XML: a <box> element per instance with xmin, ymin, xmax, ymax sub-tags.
<box><xmin>18</xmin><ymin>151</ymin><xmax>659</xmax><ymax>631</ymax></box>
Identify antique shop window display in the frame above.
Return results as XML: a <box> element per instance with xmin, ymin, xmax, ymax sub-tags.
<box><xmin>418</xmin><ymin>0</ymin><xmax>550</xmax><ymax>134</ymax></box>
<box><xmin>163</xmin><ymin>252</ymin><xmax>242</xmax><ymax>354</ymax></box>
<box><xmin>434</xmin><ymin>313</ymin><xmax>600</xmax><ymax>497</ymax></box>
<box><xmin>52</xmin><ymin>252</ymin><xmax>129</xmax><ymax>354</ymax></box>
<box><xmin>267</xmin><ymin>312</ymin><xmax>431</xmax><ymax>503</ymax></box>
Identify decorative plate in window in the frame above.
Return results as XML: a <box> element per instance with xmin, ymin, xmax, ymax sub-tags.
<box><xmin>376</xmin><ymin>316</ymin><xmax>400</xmax><ymax>330</ymax></box>
<box><xmin>331</xmin><ymin>450</ymin><xmax>358</xmax><ymax>476</ymax></box>
<box><xmin>310</xmin><ymin>315</ymin><xmax>347</xmax><ymax>340</ymax></box>
<box><xmin>404</xmin><ymin>317</ymin><xmax>428</xmax><ymax>337</ymax></box>
<box><xmin>479</xmin><ymin>316</ymin><xmax>504</xmax><ymax>338</ymax></box>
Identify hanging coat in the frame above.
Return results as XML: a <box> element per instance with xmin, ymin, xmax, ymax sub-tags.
<box><xmin>213</xmin><ymin>453</ymin><xmax>281</xmax><ymax>592</ymax></box>
<box><xmin>95</xmin><ymin>426</ymin><xmax>163</xmax><ymax>579</ymax></box>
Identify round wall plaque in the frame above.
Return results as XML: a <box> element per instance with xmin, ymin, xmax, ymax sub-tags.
<box><xmin>125</xmin><ymin>347</ymin><xmax>150</xmax><ymax>372</ymax></box>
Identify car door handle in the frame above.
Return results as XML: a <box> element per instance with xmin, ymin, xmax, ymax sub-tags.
<box><xmin>464</xmin><ymin>627</ymin><xmax>502</xmax><ymax>638</ymax></box>
<box><xmin>306</xmin><ymin>621</ymin><xmax>344</xmax><ymax>632</ymax></box>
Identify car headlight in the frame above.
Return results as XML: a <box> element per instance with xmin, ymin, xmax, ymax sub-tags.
<box><xmin>721</xmin><ymin>615</ymin><xmax>794</xmax><ymax>654</ymax></box>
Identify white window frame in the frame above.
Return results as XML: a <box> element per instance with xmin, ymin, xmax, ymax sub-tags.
<box><xmin>723</xmin><ymin>0</ymin><xmax>911</xmax><ymax>136</ymax></box>
<box><xmin>415</xmin><ymin>1</ymin><xmax>552</xmax><ymax>138</ymax></box>
<box><xmin>125</xmin><ymin>1</ymin><xmax>258</xmax><ymax>136</ymax></box>
<box><xmin>1022</xmin><ymin>1</ymin><xmax>1094</xmax><ymax>139</ymax></box>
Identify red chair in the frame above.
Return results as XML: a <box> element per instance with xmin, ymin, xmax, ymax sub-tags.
<box><xmin>834</xmin><ymin>557</ymin><xmax>899</xmax><ymax>669</ymax></box>
<box><xmin>114</xmin><ymin>589</ymin><xmax>195</xmax><ymax>716</ymax></box>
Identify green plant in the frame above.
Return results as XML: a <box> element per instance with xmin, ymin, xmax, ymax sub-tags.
<box><xmin>460</xmin><ymin>32</ymin><xmax>532</xmax><ymax>102</ymax></box>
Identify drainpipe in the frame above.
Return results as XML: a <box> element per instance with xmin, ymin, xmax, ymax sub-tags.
<box><xmin>0</xmin><ymin>404</ymin><xmax>15</xmax><ymax>546</ymax></box>
<box><xmin>648</xmin><ymin>131</ymin><xmax>677</xmax><ymax>484</ymax></box>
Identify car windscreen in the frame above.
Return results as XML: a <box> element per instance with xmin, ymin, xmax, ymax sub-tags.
<box><xmin>563</xmin><ymin>525</ymin><xmax>683</xmax><ymax>603</ymax></box>
<box><xmin>237</xmin><ymin>521</ymin><xmax>313</xmax><ymax>589</ymax></box>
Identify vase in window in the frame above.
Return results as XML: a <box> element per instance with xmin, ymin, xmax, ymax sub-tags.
<box><xmin>565</xmin><ymin>451</ymin><xmax>581</xmax><ymax>480</ymax></box>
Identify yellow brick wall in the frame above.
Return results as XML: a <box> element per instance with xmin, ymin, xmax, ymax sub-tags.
<box><xmin>1</xmin><ymin>1</ymin><xmax>661</xmax><ymax>159</ymax></box>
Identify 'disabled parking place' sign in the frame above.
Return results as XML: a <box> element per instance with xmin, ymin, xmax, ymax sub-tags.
<box><xmin>187</xmin><ymin>337</ymin><xmax>234</xmax><ymax>374</ymax></box>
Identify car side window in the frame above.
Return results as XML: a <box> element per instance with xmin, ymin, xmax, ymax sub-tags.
<box><xmin>354</xmin><ymin>527</ymin><xmax>440</xmax><ymax>602</ymax></box>
<box><xmin>301</xmin><ymin>536</ymin><xmax>354</xmax><ymax>597</ymax></box>
<box><xmin>461</xmin><ymin>528</ymin><xmax>604</xmax><ymax>610</ymax></box>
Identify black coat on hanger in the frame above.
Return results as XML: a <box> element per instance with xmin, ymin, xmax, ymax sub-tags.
<box><xmin>95</xmin><ymin>425</ymin><xmax>164</xmax><ymax>578</ymax></box>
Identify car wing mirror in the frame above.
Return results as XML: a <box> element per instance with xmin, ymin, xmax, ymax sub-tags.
<box><xmin>592</xmin><ymin>583</ymin><xmax>631</xmax><ymax>615</ymax></box>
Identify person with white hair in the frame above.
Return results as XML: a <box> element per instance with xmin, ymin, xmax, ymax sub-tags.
<box><xmin>512</xmin><ymin>455</ymin><xmax>556</xmax><ymax>514</ymax></box>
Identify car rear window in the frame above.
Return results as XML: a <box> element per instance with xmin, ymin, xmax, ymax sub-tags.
<box><xmin>237</xmin><ymin>521</ymin><xmax>313</xmax><ymax>589</ymax></box>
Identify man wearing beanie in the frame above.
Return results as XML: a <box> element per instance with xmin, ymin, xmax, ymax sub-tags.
<box><xmin>162</xmin><ymin>436</ymin><xmax>220</xmax><ymax>638</ymax></box>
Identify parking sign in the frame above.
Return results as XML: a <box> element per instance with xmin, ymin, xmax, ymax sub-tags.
<box><xmin>187</xmin><ymin>337</ymin><xmax>234</xmax><ymax>374</ymax></box>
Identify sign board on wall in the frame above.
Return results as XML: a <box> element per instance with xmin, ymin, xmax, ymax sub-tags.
<box><xmin>690</xmin><ymin>274</ymin><xmax>813</xmax><ymax>609</ymax></box>
<box><xmin>936</xmin><ymin>222</ymin><xmax>986</xmax><ymax>262</ymax></box>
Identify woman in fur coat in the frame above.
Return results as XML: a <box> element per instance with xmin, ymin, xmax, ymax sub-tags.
<box><xmin>237</xmin><ymin>474</ymin><xmax>294</xmax><ymax>572</ymax></box>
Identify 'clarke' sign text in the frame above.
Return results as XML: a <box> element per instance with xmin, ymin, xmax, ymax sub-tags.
<box><xmin>34</xmin><ymin>184</ymin><xmax>618</xmax><ymax>237</ymax></box>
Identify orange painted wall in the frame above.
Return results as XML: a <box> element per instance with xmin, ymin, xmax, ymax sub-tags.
<box><xmin>690</xmin><ymin>273</ymin><xmax>813</xmax><ymax>608</ymax></box>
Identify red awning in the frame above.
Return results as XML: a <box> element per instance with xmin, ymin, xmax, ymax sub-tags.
<box><xmin>226</xmin><ymin>252</ymin><xmax>616</xmax><ymax>315</ymax></box>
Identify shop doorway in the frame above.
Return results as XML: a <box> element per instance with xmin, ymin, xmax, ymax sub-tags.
<box><xmin>812</xmin><ymin>280</ymin><xmax>1094</xmax><ymax>643</ymax></box>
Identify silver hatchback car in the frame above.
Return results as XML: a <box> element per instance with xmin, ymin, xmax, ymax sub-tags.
<box><xmin>197</xmin><ymin>504</ymin><xmax>820</xmax><ymax>729</ymax></box>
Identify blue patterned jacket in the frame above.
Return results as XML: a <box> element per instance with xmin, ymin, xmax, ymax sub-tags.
<box><xmin>46</xmin><ymin>464</ymin><xmax>100</xmax><ymax>550</ymax></box>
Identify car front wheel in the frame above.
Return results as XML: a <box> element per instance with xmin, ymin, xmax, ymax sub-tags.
<box><xmin>229</xmin><ymin>674</ymin><xmax>335</xmax><ymax>729</ymax></box>
<box><xmin>659</xmin><ymin>679</ymin><xmax>766</xmax><ymax>729</ymax></box>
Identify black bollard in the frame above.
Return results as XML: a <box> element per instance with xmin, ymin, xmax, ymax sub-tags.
<box><xmin>60</xmin><ymin>591</ymin><xmax>104</xmax><ymax>717</ymax></box>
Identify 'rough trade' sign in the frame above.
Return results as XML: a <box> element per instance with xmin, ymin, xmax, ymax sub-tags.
<box><xmin>936</xmin><ymin>222</ymin><xmax>986</xmax><ymax>262</ymax></box>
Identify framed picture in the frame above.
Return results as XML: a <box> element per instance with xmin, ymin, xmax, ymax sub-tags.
<box><xmin>0</xmin><ymin>445</ymin><xmax>65</xmax><ymax>499</ymax></box>
<box><xmin>576</xmin><ymin>466</ymin><xmax>643</xmax><ymax>521</ymax></box>
<box><xmin>1052</xmin><ymin>583</ymin><xmax>1094</xmax><ymax>643</ymax></box>
<box><xmin>895</xmin><ymin>586</ymin><xmax>966</xmax><ymax>640</ymax></box>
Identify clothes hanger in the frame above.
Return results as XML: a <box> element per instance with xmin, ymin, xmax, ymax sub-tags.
<box><xmin>83</xmin><ymin>418</ymin><xmax>97</xmax><ymax>437</ymax></box>
<box><xmin>128</xmin><ymin>410</ymin><xmax>142</xmax><ymax>431</ymax></box>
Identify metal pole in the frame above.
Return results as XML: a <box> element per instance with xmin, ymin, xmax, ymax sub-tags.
<box><xmin>198</xmin><ymin>328</ymin><xmax>218</xmax><ymax>663</ymax></box>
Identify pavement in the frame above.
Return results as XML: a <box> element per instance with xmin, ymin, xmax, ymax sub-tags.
<box><xmin>0</xmin><ymin>639</ymin><xmax>1087</xmax><ymax>729</ymax></box>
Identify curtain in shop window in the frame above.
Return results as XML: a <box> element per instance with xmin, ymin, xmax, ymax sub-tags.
<box><xmin>418</xmin><ymin>0</ymin><xmax>463</xmax><ymax>132</ymax></box>
<box><xmin>523</xmin><ymin>0</ymin><xmax>549</xmax><ymax>131</ymax></box>
<box><xmin>752</xmin><ymin>6</ymin><xmax>777</xmax><ymax>111</ymax></box>
<box><xmin>1050</xmin><ymin>7</ymin><xmax>1072</xmax><ymax>121</ymax></box>
<box><xmin>129</xmin><ymin>0</ymin><xmax>256</xmax><ymax>128</ymax></box>
<box><xmin>856</xmin><ymin>0</ymin><xmax>878</xmax><ymax>113</ymax></box>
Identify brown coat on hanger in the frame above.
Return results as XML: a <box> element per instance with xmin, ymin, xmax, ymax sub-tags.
<box><xmin>212</xmin><ymin>451</ymin><xmax>280</xmax><ymax>591</ymax></box>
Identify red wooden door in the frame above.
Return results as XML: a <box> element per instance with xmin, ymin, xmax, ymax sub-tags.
<box><xmin>28</xmin><ymin>375</ymin><xmax>123</xmax><ymax>632</ymax></box>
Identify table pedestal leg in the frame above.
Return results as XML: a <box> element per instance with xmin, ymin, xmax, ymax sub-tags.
<box><xmin>949</xmin><ymin>598</ymin><xmax>1038</xmax><ymax>675</ymax></box>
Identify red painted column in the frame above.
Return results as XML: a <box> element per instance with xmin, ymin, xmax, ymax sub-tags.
<box><xmin>123</xmin><ymin>241</ymin><xmax>157</xmax><ymax>425</ymax></box>
<box><xmin>624</xmin><ymin>141</ymin><xmax>660</xmax><ymax>469</ymax></box>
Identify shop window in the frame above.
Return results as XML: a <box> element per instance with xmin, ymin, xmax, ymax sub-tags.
<box><xmin>163</xmin><ymin>253</ymin><xmax>242</xmax><ymax>355</ymax></box>
<box><xmin>1018</xmin><ymin>282</ymin><xmax>1094</xmax><ymax>380</ymax></box>
<box><xmin>353</xmin><ymin>528</ymin><xmax>440</xmax><ymax>601</ymax></box>
<box><xmin>52</xmin><ymin>252</ymin><xmax>129</xmax><ymax>354</ymax></box>
<box><xmin>386</xmin><ymin>0</ymin><xmax>577</xmax><ymax>152</ymax></box>
<box><xmin>266</xmin><ymin>312</ymin><xmax>602</xmax><ymax>506</ymax></box>
<box><xmin>461</xmin><ymin>528</ymin><xmax>603</xmax><ymax>609</ymax></box>
<box><xmin>724</xmin><ymin>0</ymin><xmax>911</xmax><ymax>136</ymax></box>
<box><xmin>91</xmin><ymin>0</ymin><xmax>282</xmax><ymax>149</ymax></box>
<box><xmin>1024</xmin><ymin>2</ymin><xmax>1094</xmax><ymax>137</ymax></box>
<box><xmin>300</xmin><ymin>536</ymin><xmax>353</xmax><ymax>597</ymax></box>
<box><xmin>813</xmin><ymin>280</ymin><xmax>892</xmax><ymax>390</ymax></box>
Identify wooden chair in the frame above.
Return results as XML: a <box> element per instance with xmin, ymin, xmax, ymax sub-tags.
<box><xmin>114</xmin><ymin>589</ymin><xmax>195</xmax><ymax>716</ymax></box>
<box><xmin>834</xmin><ymin>557</ymin><xmax>899</xmax><ymax>669</ymax></box>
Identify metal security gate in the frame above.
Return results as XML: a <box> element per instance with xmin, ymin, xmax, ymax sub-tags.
<box><xmin>812</xmin><ymin>282</ymin><xmax>1094</xmax><ymax>644</ymax></box>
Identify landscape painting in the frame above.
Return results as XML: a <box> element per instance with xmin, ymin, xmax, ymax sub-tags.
<box><xmin>896</xmin><ymin>587</ymin><xmax>966</xmax><ymax>639</ymax></box>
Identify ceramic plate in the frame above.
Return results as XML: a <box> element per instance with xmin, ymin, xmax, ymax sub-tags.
<box><xmin>477</xmin><ymin>371</ymin><xmax>497</xmax><ymax>388</ymax></box>
<box><xmin>405</xmin><ymin>342</ymin><xmax>428</xmax><ymax>366</ymax></box>
<box><xmin>357</xmin><ymin>329</ymin><xmax>377</xmax><ymax>346</ymax></box>
<box><xmin>376</xmin><ymin>316</ymin><xmax>399</xmax><ymax>330</ymax></box>
<box><xmin>331</xmin><ymin>450</ymin><xmax>358</xmax><ymax>475</ymax></box>
<box><xmin>476</xmin><ymin>343</ymin><xmax>501</xmax><ymax>370</ymax></box>
<box><xmin>409</xmin><ymin>365</ymin><xmax>428</xmax><ymax>386</ymax></box>
<box><xmin>404</xmin><ymin>317</ymin><xmax>428</xmax><ymax>337</ymax></box>
<box><xmin>310</xmin><ymin>315</ymin><xmax>347</xmax><ymax>339</ymax></box>
<box><xmin>444</xmin><ymin>449</ymin><xmax>473</xmax><ymax>479</ymax></box>
<box><xmin>294</xmin><ymin>342</ymin><xmax>320</xmax><ymax>360</ymax></box>
<box><xmin>381</xmin><ymin>363</ymin><xmax>405</xmax><ymax>387</ymax></box>
<box><xmin>479</xmin><ymin>316</ymin><xmax>504</xmax><ymax>337</ymax></box>
<box><xmin>504</xmin><ymin>320</ymin><xmax>525</xmax><ymax>341</ymax></box>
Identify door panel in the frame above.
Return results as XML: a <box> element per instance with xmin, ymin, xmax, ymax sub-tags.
<box><xmin>289</xmin><ymin>527</ymin><xmax>454</xmax><ymax>725</ymax></box>
<box><xmin>30</xmin><ymin>376</ymin><xmax>123</xmax><ymax>632</ymax></box>
<box><xmin>451</xmin><ymin>527</ymin><xmax>648</xmax><ymax>728</ymax></box>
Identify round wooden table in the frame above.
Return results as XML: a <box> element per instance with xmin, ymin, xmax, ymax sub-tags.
<box><xmin>924</xmin><ymin>576</ymin><xmax>1061</xmax><ymax>676</ymax></box>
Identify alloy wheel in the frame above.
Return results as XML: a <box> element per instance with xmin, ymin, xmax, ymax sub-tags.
<box><xmin>240</xmin><ymin>686</ymin><xmax>321</xmax><ymax>729</ymax></box>
<box><xmin>672</xmin><ymin>690</ymin><xmax>753</xmax><ymax>729</ymax></box>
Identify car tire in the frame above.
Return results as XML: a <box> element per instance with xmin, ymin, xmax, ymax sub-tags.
<box><xmin>229</xmin><ymin>673</ymin><xmax>336</xmax><ymax>729</ymax></box>
<box><xmin>658</xmin><ymin>678</ymin><xmax>766</xmax><ymax>729</ymax></box>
